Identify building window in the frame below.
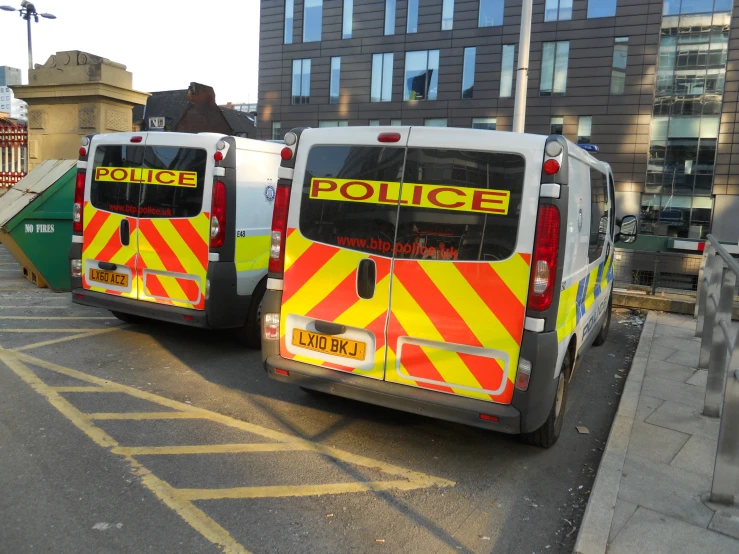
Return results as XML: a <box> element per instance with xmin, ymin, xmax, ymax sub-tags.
<box><xmin>272</xmin><ymin>121</ymin><xmax>281</xmax><ymax>140</ymax></box>
<box><xmin>149</xmin><ymin>117</ymin><xmax>165</xmax><ymax>129</ymax></box>
<box><xmin>330</xmin><ymin>57</ymin><xmax>341</xmax><ymax>104</ymax></box>
<box><xmin>461</xmin><ymin>47</ymin><xmax>476</xmax><ymax>99</ymax></box>
<box><xmin>640</xmin><ymin>194</ymin><xmax>712</xmax><ymax>239</ymax></box>
<box><xmin>391</xmin><ymin>119</ymin><xmax>402</xmax><ymax>126</ymax></box>
<box><xmin>369</xmin><ymin>120</ymin><xmax>381</xmax><ymax>126</ymax></box>
<box><xmin>472</xmin><ymin>117</ymin><xmax>496</xmax><ymax>130</ymax></box>
<box><xmin>303</xmin><ymin>0</ymin><xmax>323</xmax><ymax>43</ymax></box>
<box><xmin>551</xmin><ymin>116</ymin><xmax>564</xmax><ymax>135</ymax></box>
<box><xmin>425</xmin><ymin>118</ymin><xmax>447</xmax><ymax>127</ymax></box>
<box><xmin>292</xmin><ymin>59</ymin><xmax>311</xmax><ymax>104</ymax></box>
<box><xmin>318</xmin><ymin>120</ymin><xmax>349</xmax><ymax>127</ymax></box>
<box><xmin>343</xmin><ymin>0</ymin><xmax>353</xmax><ymax>39</ymax></box>
<box><xmin>610</xmin><ymin>38</ymin><xmax>628</xmax><ymax>95</ymax></box>
<box><xmin>664</xmin><ymin>0</ymin><xmax>729</xmax><ymax>15</ymax></box>
<box><xmin>404</xmin><ymin>50</ymin><xmax>439</xmax><ymax>101</ymax></box>
<box><xmin>442</xmin><ymin>0</ymin><xmax>454</xmax><ymax>30</ymax></box>
<box><xmin>479</xmin><ymin>0</ymin><xmax>504</xmax><ymax>27</ymax></box>
<box><xmin>577</xmin><ymin>116</ymin><xmax>592</xmax><ymax>144</ymax></box>
<box><xmin>385</xmin><ymin>0</ymin><xmax>396</xmax><ymax>35</ymax></box>
<box><xmin>371</xmin><ymin>53</ymin><xmax>393</xmax><ymax>102</ymax></box>
<box><xmin>407</xmin><ymin>0</ymin><xmax>419</xmax><ymax>33</ymax></box>
<box><xmin>587</xmin><ymin>0</ymin><xmax>616</xmax><ymax>18</ymax></box>
<box><xmin>540</xmin><ymin>41</ymin><xmax>569</xmax><ymax>96</ymax></box>
<box><xmin>500</xmin><ymin>44</ymin><xmax>515</xmax><ymax>98</ymax></box>
<box><xmin>545</xmin><ymin>0</ymin><xmax>572</xmax><ymax>22</ymax></box>
<box><xmin>285</xmin><ymin>0</ymin><xmax>294</xmax><ymax>44</ymax></box>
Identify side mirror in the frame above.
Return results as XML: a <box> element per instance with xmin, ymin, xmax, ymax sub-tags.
<box><xmin>616</xmin><ymin>215</ymin><xmax>637</xmax><ymax>244</ymax></box>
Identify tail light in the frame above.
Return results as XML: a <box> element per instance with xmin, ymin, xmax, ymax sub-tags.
<box><xmin>72</xmin><ymin>171</ymin><xmax>85</xmax><ymax>233</ymax></box>
<box><xmin>210</xmin><ymin>180</ymin><xmax>227</xmax><ymax>248</ymax></box>
<box><xmin>268</xmin><ymin>184</ymin><xmax>291</xmax><ymax>274</ymax></box>
<box><xmin>528</xmin><ymin>205</ymin><xmax>560</xmax><ymax>312</ymax></box>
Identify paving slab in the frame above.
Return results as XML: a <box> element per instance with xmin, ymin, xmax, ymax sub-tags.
<box><xmin>574</xmin><ymin>311</ymin><xmax>739</xmax><ymax>554</ymax></box>
<box><xmin>609</xmin><ymin>507</ymin><xmax>739</xmax><ymax>554</ymax></box>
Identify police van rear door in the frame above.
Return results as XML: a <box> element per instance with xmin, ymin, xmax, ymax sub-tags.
<box><xmin>384</xmin><ymin>128</ymin><xmax>539</xmax><ymax>404</ymax></box>
<box><xmin>279</xmin><ymin>128</ymin><xmax>410</xmax><ymax>379</ymax></box>
<box><xmin>83</xmin><ymin>135</ymin><xmax>143</xmax><ymax>301</ymax></box>
<box><xmin>135</xmin><ymin>133</ymin><xmax>211</xmax><ymax>310</ymax></box>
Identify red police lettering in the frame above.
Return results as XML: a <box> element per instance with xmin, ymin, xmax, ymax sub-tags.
<box><xmin>156</xmin><ymin>171</ymin><xmax>175</xmax><ymax>185</ymax></box>
<box><xmin>340</xmin><ymin>181</ymin><xmax>373</xmax><ymax>201</ymax></box>
<box><xmin>411</xmin><ymin>185</ymin><xmax>423</xmax><ymax>206</ymax></box>
<box><xmin>472</xmin><ymin>190</ymin><xmax>506</xmax><ymax>213</ymax></box>
<box><xmin>427</xmin><ymin>187</ymin><xmax>465</xmax><ymax>209</ymax></box>
<box><xmin>95</xmin><ymin>167</ymin><xmax>110</xmax><ymax>180</ymax></box>
<box><xmin>178</xmin><ymin>172</ymin><xmax>196</xmax><ymax>186</ymax></box>
<box><xmin>378</xmin><ymin>182</ymin><xmax>406</xmax><ymax>204</ymax></box>
<box><xmin>311</xmin><ymin>179</ymin><xmax>337</xmax><ymax>197</ymax></box>
<box><xmin>110</xmin><ymin>168</ymin><xmax>128</xmax><ymax>181</ymax></box>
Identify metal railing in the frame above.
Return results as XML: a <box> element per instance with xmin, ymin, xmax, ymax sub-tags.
<box><xmin>613</xmin><ymin>248</ymin><xmax>702</xmax><ymax>296</ymax></box>
<box><xmin>695</xmin><ymin>235</ymin><xmax>739</xmax><ymax>507</ymax></box>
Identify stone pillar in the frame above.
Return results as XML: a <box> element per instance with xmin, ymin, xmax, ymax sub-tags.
<box><xmin>11</xmin><ymin>51</ymin><xmax>149</xmax><ymax>171</ymax></box>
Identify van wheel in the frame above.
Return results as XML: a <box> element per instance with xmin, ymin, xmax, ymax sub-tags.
<box><xmin>520</xmin><ymin>351</ymin><xmax>570</xmax><ymax>449</ymax></box>
<box><xmin>110</xmin><ymin>311</ymin><xmax>146</xmax><ymax>324</ymax></box>
<box><xmin>593</xmin><ymin>295</ymin><xmax>613</xmax><ymax>347</ymax></box>
<box><xmin>239</xmin><ymin>279</ymin><xmax>267</xmax><ymax>349</ymax></box>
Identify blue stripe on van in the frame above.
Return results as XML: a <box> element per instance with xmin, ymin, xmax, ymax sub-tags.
<box><xmin>593</xmin><ymin>261</ymin><xmax>605</xmax><ymax>299</ymax></box>
<box><xmin>576</xmin><ymin>275</ymin><xmax>588</xmax><ymax>323</ymax></box>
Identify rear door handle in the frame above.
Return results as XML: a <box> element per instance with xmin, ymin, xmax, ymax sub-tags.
<box><xmin>356</xmin><ymin>258</ymin><xmax>376</xmax><ymax>300</ymax></box>
<box><xmin>99</xmin><ymin>262</ymin><xmax>118</xmax><ymax>271</ymax></box>
<box><xmin>120</xmin><ymin>219</ymin><xmax>130</xmax><ymax>247</ymax></box>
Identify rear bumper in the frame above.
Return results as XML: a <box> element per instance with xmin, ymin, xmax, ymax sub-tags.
<box><xmin>264</xmin><ymin>355</ymin><xmax>522</xmax><ymax>433</ymax></box>
<box><xmin>72</xmin><ymin>288</ymin><xmax>211</xmax><ymax>327</ymax></box>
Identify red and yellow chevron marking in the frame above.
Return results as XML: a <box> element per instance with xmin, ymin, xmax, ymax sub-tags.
<box><xmin>81</xmin><ymin>202</ymin><xmax>210</xmax><ymax>310</ymax></box>
<box><xmin>137</xmin><ymin>213</ymin><xmax>210</xmax><ymax>310</ymax></box>
<box><xmin>280</xmin><ymin>229</ymin><xmax>531</xmax><ymax>404</ymax></box>
<box><xmin>82</xmin><ymin>203</ymin><xmax>139</xmax><ymax>299</ymax></box>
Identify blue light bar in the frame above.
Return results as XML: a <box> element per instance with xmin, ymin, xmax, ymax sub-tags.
<box><xmin>578</xmin><ymin>144</ymin><xmax>599</xmax><ymax>152</ymax></box>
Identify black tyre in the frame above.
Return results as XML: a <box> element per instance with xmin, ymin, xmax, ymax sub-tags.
<box><xmin>110</xmin><ymin>310</ymin><xmax>147</xmax><ymax>324</ymax></box>
<box><xmin>520</xmin><ymin>350</ymin><xmax>570</xmax><ymax>448</ymax></box>
<box><xmin>239</xmin><ymin>278</ymin><xmax>267</xmax><ymax>349</ymax></box>
<box><xmin>593</xmin><ymin>295</ymin><xmax>613</xmax><ymax>347</ymax></box>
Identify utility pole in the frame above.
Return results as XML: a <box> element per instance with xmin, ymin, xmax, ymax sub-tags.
<box><xmin>512</xmin><ymin>0</ymin><xmax>533</xmax><ymax>133</ymax></box>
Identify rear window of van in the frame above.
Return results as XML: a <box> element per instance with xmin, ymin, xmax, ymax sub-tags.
<box><xmin>90</xmin><ymin>145</ymin><xmax>207</xmax><ymax>218</ymax></box>
<box><xmin>298</xmin><ymin>145</ymin><xmax>525</xmax><ymax>261</ymax></box>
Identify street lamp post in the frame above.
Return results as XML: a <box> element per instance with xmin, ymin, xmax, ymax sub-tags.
<box><xmin>0</xmin><ymin>1</ymin><xmax>56</xmax><ymax>71</ymax></box>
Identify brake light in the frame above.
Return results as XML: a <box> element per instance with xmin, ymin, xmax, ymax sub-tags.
<box><xmin>543</xmin><ymin>159</ymin><xmax>560</xmax><ymax>175</ymax></box>
<box><xmin>269</xmin><ymin>184</ymin><xmax>291</xmax><ymax>274</ymax></box>
<box><xmin>72</xmin><ymin>171</ymin><xmax>85</xmax><ymax>233</ymax></box>
<box><xmin>528</xmin><ymin>205</ymin><xmax>560</xmax><ymax>311</ymax></box>
<box><xmin>378</xmin><ymin>132</ymin><xmax>401</xmax><ymax>143</ymax></box>
<box><xmin>210</xmin><ymin>181</ymin><xmax>227</xmax><ymax>248</ymax></box>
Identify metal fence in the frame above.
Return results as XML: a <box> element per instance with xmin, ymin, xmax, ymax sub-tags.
<box><xmin>612</xmin><ymin>248</ymin><xmax>703</xmax><ymax>296</ymax></box>
<box><xmin>0</xmin><ymin>122</ymin><xmax>28</xmax><ymax>189</ymax></box>
<box><xmin>695</xmin><ymin>236</ymin><xmax>739</xmax><ymax>507</ymax></box>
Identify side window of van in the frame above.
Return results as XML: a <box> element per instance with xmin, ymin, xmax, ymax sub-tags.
<box><xmin>588</xmin><ymin>168</ymin><xmax>609</xmax><ymax>263</ymax></box>
<box><xmin>608</xmin><ymin>173</ymin><xmax>616</xmax><ymax>239</ymax></box>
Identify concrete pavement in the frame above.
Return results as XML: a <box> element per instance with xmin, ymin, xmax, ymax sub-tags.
<box><xmin>575</xmin><ymin>311</ymin><xmax>739</xmax><ymax>553</ymax></box>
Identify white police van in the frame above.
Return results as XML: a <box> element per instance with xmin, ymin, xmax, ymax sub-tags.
<box><xmin>261</xmin><ymin>127</ymin><xmax>637</xmax><ymax>447</ymax></box>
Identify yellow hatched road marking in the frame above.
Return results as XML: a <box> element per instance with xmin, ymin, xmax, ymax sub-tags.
<box><xmin>12</xmin><ymin>329</ymin><xmax>121</xmax><ymax>352</ymax></box>
<box><xmin>0</xmin><ymin>345</ymin><xmax>454</xmax><ymax>554</ymax></box>
<box><xmin>111</xmin><ymin>443</ymin><xmax>311</xmax><ymax>456</ymax></box>
<box><xmin>178</xmin><ymin>480</ymin><xmax>430</xmax><ymax>501</ymax></box>
<box><xmin>0</xmin><ymin>346</ymin><xmax>249</xmax><ymax>554</ymax></box>
<box><xmin>283</xmin><ymin>231</ymin><xmax>313</xmax><ymax>273</ymax></box>
<box><xmin>88</xmin><ymin>411</ymin><xmax>207</xmax><ymax>420</ymax></box>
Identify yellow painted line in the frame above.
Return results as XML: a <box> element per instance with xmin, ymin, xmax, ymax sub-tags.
<box><xmin>0</xmin><ymin>329</ymin><xmax>109</xmax><ymax>333</ymax></box>
<box><xmin>111</xmin><ymin>443</ymin><xmax>310</xmax><ymax>456</ymax></box>
<box><xmin>88</xmin><ymin>412</ymin><xmax>206</xmax><ymax>421</ymax></box>
<box><xmin>0</xmin><ymin>316</ymin><xmax>116</xmax><ymax>320</ymax></box>
<box><xmin>0</xmin><ymin>346</ymin><xmax>249</xmax><ymax>554</ymax></box>
<box><xmin>12</xmin><ymin>350</ymin><xmax>456</xmax><ymax>490</ymax></box>
<box><xmin>11</xmin><ymin>328</ymin><xmax>121</xmax><ymax>352</ymax></box>
<box><xmin>177</xmin><ymin>480</ymin><xmax>432</xmax><ymax>501</ymax></box>
<box><xmin>51</xmin><ymin>386</ymin><xmax>127</xmax><ymax>393</ymax></box>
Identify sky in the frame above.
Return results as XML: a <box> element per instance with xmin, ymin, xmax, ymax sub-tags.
<box><xmin>0</xmin><ymin>0</ymin><xmax>260</xmax><ymax>103</ymax></box>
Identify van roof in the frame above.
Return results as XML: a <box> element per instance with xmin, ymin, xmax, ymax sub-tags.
<box><xmin>88</xmin><ymin>131</ymin><xmax>282</xmax><ymax>154</ymax></box>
